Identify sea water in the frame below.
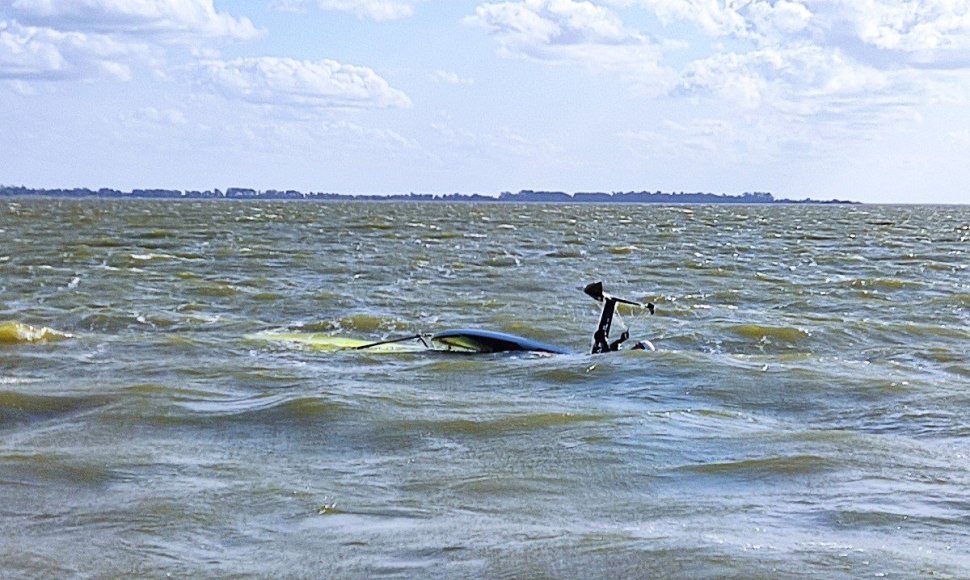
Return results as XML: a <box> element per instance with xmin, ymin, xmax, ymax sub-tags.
<box><xmin>1</xmin><ymin>199</ymin><xmax>968</xmax><ymax>577</ymax></box>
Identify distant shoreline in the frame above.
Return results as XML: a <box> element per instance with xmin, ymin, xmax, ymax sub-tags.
<box><xmin>0</xmin><ymin>186</ymin><xmax>858</xmax><ymax>204</ymax></box>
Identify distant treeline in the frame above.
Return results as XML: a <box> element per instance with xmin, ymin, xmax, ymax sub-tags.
<box><xmin>0</xmin><ymin>185</ymin><xmax>855</xmax><ymax>204</ymax></box>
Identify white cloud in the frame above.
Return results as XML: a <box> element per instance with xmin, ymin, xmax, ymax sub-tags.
<box><xmin>810</xmin><ymin>0</ymin><xmax>970</xmax><ymax>69</ymax></box>
<box><xmin>615</xmin><ymin>0</ymin><xmax>816</xmax><ymax>41</ymax></box>
<box><xmin>824</xmin><ymin>0</ymin><xmax>970</xmax><ymax>53</ymax></box>
<box><xmin>324</xmin><ymin>119</ymin><xmax>419</xmax><ymax>149</ymax></box>
<box><xmin>316</xmin><ymin>0</ymin><xmax>419</xmax><ymax>20</ymax></box>
<box><xmin>471</xmin><ymin>1</ymin><xmax>970</xmax><ymax>125</ymax></box>
<box><xmin>950</xmin><ymin>128</ymin><xmax>970</xmax><ymax>145</ymax></box>
<box><xmin>0</xmin><ymin>0</ymin><xmax>258</xmax><ymax>84</ymax></box>
<box><xmin>657</xmin><ymin>0</ymin><xmax>967</xmax><ymax>125</ymax></box>
<box><xmin>467</xmin><ymin>0</ymin><xmax>670</xmax><ymax>86</ymax></box>
<box><xmin>431</xmin><ymin>117</ymin><xmax>563</xmax><ymax>162</ymax></box>
<box><xmin>623</xmin><ymin>118</ymin><xmax>740</xmax><ymax>160</ymax></box>
<box><xmin>6</xmin><ymin>0</ymin><xmax>260</xmax><ymax>40</ymax></box>
<box><xmin>0</xmin><ymin>19</ymin><xmax>146</xmax><ymax>80</ymax></box>
<box><xmin>747</xmin><ymin>1</ymin><xmax>813</xmax><ymax>37</ymax></box>
<box><xmin>471</xmin><ymin>0</ymin><xmax>640</xmax><ymax>48</ymax></box>
<box><xmin>277</xmin><ymin>0</ymin><xmax>421</xmax><ymax>20</ymax></box>
<box><xmin>626</xmin><ymin>0</ymin><xmax>970</xmax><ymax>66</ymax></box>
<box><xmin>131</xmin><ymin>105</ymin><xmax>187</xmax><ymax>126</ymax></box>
<box><xmin>678</xmin><ymin>43</ymin><xmax>893</xmax><ymax>111</ymax></box>
<box><xmin>466</xmin><ymin>0</ymin><xmax>970</xmax><ymax>170</ymax></box>
<box><xmin>196</xmin><ymin>110</ymin><xmax>420</xmax><ymax>154</ymax></box>
<box><xmin>629</xmin><ymin>0</ymin><xmax>749</xmax><ymax>37</ymax></box>
<box><xmin>193</xmin><ymin>56</ymin><xmax>412</xmax><ymax>109</ymax></box>
<box><xmin>5</xmin><ymin>77</ymin><xmax>33</xmax><ymax>92</ymax></box>
<box><xmin>431</xmin><ymin>69</ymin><xmax>474</xmax><ymax>85</ymax></box>
<box><xmin>270</xmin><ymin>0</ymin><xmax>307</xmax><ymax>13</ymax></box>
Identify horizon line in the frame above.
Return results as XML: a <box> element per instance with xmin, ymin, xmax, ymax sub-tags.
<box><xmin>0</xmin><ymin>185</ymin><xmax>860</xmax><ymax>205</ymax></box>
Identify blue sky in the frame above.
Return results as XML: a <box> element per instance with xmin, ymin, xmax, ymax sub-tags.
<box><xmin>1</xmin><ymin>0</ymin><xmax>969</xmax><ymax>203</ymax></box>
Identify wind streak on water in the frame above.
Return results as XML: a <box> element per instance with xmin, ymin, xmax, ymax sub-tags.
<box><xmin>1</xmin><ymin>200</ymin><xmax>968</xmax><ymax>577</ymax></box>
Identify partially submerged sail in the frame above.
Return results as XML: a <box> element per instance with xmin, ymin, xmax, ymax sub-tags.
<box><xmin>430</xmin><ymin>329</ymin><xmax>569</xmax><ymax>354</ymax></box>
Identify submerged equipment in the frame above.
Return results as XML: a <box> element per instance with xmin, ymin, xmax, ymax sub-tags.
<box><xmin>340</xmin><ymin>281</ymin><xmax>655</xmax><ymax>355</ymax></box>
<box><xmin>583</xmin><ymin>281</ymin><xmax>655</xmax><ymax>354</ymax></box>
<box><xmin>431</xmin><ymin>328</ymin><xmax>570</xmax><ymax>354</ymax></box>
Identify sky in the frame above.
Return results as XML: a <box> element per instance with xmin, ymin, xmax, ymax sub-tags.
<box><xmin>1</xmin><ymin>1</ymin><xmax>969</xmax><ymax>203</ymax></box>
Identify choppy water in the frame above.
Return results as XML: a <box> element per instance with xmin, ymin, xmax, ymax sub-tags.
<box><xmin>1</xmin><ymin>199</ymin><xmax>969</xmax><ymax>577</ymax></box>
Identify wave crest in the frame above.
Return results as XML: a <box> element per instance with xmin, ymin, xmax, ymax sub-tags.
<box><xmin>0</xmin><ymin>322</ymin><xmax>72</xmax><ymax>345</ymax></box>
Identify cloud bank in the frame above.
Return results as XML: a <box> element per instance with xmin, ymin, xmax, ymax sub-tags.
<box><xmin>273</xmin><ymin>0</ymin><xmax>423</xmax><ymax>20</ymax></box>
<box><xmin>317</xmin><ymin>0</ymin><xmax>420</xmax><ymax>20</ymax></box>
<box><xmin>193</xmin><ymin>56</ymin><xmax>412</xmax><ymax>109</ymax></box>
<box><xmin>0</xmin><ymin>0</ymin><xmax>258</xmax><ymax>83</ymax></box>
<box><xmin>0</xmin><ymin>19</ymin><xmax>147</xmax><ymax>80</ymax></box>
<box><xmin>467</xmin><ymin>0</ymin><xmax>668</xmax><ymax>85</ymax></box>
<box><xmin>473</xmin><ymin>0</ymin><xmax>970</xmax><ymax>117</ymax></box>
<box><xmin>1</xmin><ymin>0</ymin><xmax>410</xmax><ymax>111</ymax></box>
<box><xmin>5</xmin><ymin>0</ymin><xmax>260</xmax><ymax>39</ymax></box>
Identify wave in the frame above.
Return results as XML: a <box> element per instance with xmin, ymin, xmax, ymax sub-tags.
<box><xmin>845</xmin><ymin>320</ymin><xmax>970</xmax><ymax>342</ymax></box>
<box><xmin>0</xmin><ymin>391</ymin><xmax>108</xmax><ymax>427</ymax></box>
<box><xmin>545</xmin><ymin>249</ymin><xmax>585</xmax><ymax>258</ymax></box>
<box><xmin>485</xmin><ymin>254</ymin><xmax>520</xmax><ymax>267</ymax></box>
<box><xmin>932</xmin><ymin>293</ymin><xmax>970</xmax><ymax>307</ymax></box>
<box><xmin>348</xmin><ymin>217</ymin><xmax>397</xmax><ymax>231</ymax></box>
<box><xmin>296</xmin><ymin>314</ymin><xmax>408</xmax><ymax>334</ymax></box>
<box><xmin>673</xmin><ymin>454</ymin><xmax>838</xmax><ymax>479</ymax></box>
<box><xmin>848</xmin><ymin>278</ymin><xmax>922</xmax><ymax>291</ymax></box>
<box><xmin>116</xmin><ymin>393</ymin><xmax>350</xmax><ymax>428</ymax></box>
<box><xmin>725</xmin><ymin>324</ymin><xmax>810</xmax><ymax>343</ymax></box>
<box><xmin>126</xmin><ymin>252</ymin><xmax>177</xmax><ymax>264</ymax></box>
<box><xmin>0</xmin><ymin>322</ymin><xmax>72</xmax><ymax>345</ymax></box>
<box><xmin>403</xmin><ymin>412</ymin><xmax>616</xmax><ymax>437</ymax></box>
<box><xmin>135</xmin><ymin>229</ymin><xmax>176</xmax><ymax>240</ymax></box>
<box><xmin>178</xmin><ymin>395</ymin><xmax>346</xmax><ymax>420</ymax></box>
<box><xmin>187</xmin><ymin>281</ymin><xmax>238</xmax><ymax>297</ymax></box>
<box><xmin>608</xmin><ymin>245</ymin><xmax>638</xmax><ymax>255</ymax></box>
<box><xmin>0</xmin><ymin>452</ymin><xmax>116</xmax><ymax>487</ymax></box>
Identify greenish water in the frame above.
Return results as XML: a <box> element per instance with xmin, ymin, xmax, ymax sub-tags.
<box><xmin>1</xmin><ymin>199</ymin><xmax>968</xmax><ymax>577</ymax></box>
